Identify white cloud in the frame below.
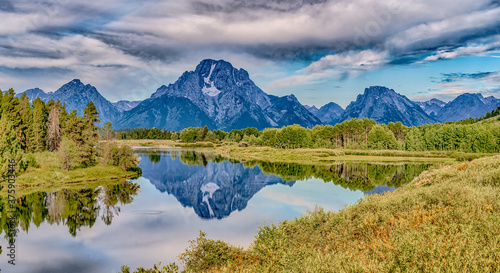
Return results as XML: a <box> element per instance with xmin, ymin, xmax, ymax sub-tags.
<box><xmin>421</xmin><ymin>38</ymin><xmax>500</xmax><ymax>62</ymax></box>
<box><xmin>266</xmin><ymin>50</ymin><xmax>388</xmax><ymax>90</ymax></box>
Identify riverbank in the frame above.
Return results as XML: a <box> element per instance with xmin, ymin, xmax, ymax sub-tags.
<box><xmin>116</xmin><ymin>139</ymin><xmax>494</xmax><ymax>164</ymax></box>
<box><xmin>177</xmin><ymin>155</ymin><xmax>500</xmax><ymax>272</ymax></box>
<box><xmin>1</xmin><ymin>151</ymin><xmax>140</xmax><ymax>196</ymax></box>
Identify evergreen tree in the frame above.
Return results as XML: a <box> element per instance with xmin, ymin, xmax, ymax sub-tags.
<box><xmin>80</xmin><ymin>101</ymin><xmax>100</xmax><ymax>166</ymax></box>
<box><xmin>0</xmin><ymin>89</ymin><xmax>26</xmax><ymax>176</ymax></box>
<box><xmin>19</xmin><ymin>93</ymin><xmax>33</xmax><ymax>152</ymax></box>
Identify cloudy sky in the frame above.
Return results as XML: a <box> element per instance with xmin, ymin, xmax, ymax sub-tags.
<box><xmin>1</xmin><ymin>0</ymin><xmax>500</xmax><ymax>107</ymax></box>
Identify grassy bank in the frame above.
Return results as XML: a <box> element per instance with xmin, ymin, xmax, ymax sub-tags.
<box><xmin>113</xmin><ymin>139</ymin><xmax>214</xmax><ymax>148</ymax></box>
<box><xmin>214</xmin><ymin>146</ymin><xmax>464</xmax><ymax>165</ymax></box>
<box><xmin>174</xmin><ymin>155</ymin><xmax>500</xmax><ymax>272</ymax></box>
<box><xmin>2</xmin><ymin>151</ymin><xmax>140</xmax><ymax>196</ymax></box>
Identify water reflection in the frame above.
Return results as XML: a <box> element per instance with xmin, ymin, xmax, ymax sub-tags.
<box><xmin>138</xmin><ymin>150</ymin><xmax>432</xmax><ymax>219</ymax></box>
<box><xmin>0</xmin><ymin>182</ymin><xmax>139</xmax><ymax>238</ymax></box>
<box><xmin>243</xmin><ymin>161</ymin><xmax>430</xmax><ymax>191</ymax></box>
<box><xmin>140</xmin><ymin>150</ymin><xmax>294</xmax><ymax>219</ymax></box>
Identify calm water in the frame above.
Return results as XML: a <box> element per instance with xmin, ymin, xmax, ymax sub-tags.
<box><xmin>0</xmin><ymin>149</ymin><xmax>434</xmax><ymax>272</ymax></box>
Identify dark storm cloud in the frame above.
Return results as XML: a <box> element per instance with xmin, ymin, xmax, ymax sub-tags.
<box><xmin>90</xmin><ymin>32</ymin><xmax>182</xmax><ymax>63</ymax></box>
<box><xmin>191</xmin><ymin>0</ymin><xmax>329</xmax><ymax>14</ymax></box>
<box><xmin>0</xmin><ymin>0</ymin><xmax>14</xmax><ymax>12</ymax></box>
<box><xmin>3</xmin><ymin>0</ymin><xmax>500</xmax><ymax>66</ymax></box>
<box><xmin>439</xmin><ymin>72</ymin><xmax>499</xmax><ymax>83</ymax></box>
<box><xmin>243</xmin><ymin>44</ymin><xmax>333</xmax><ymax>62</ymax></box>
<box><xmin>0</xmin><ymin>43</ymin><xmax>65</xmax><ymax>59</ymax></box>
<box><xmin>0</xmin><ymin>66</ymin><xmax>72</xmax><ymax>75</ymax></box>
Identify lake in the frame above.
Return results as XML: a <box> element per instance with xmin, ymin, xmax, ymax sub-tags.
<box><xmin>0</xmin><ymin>149</ymin><xmax>435</xmax><ymax>272</ymax></box>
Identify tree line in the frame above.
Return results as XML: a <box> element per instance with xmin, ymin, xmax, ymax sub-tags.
<box><xmin>0</xmin><ymin>89</ymin><xmax>137</xmax><ymax>178</ymax></box>
<box><xmin>168</xmin><ymin>108</ymin><xmax>500</xmax><ymax>153</ymax></box>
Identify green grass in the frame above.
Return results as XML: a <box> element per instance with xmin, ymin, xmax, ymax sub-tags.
<box><xmin>113</xmin><ymin>139</ymin><xmax>214</xmax><ymax>148</ymax></box>
<box><xmin>214</xmin><ymin>146</ymin><xmax>459</xmax><ymax>165</ymax></box>
<box><xmin>1</xmin><ymin>151</ymin><xmax>139</xmax><ymax>196</ymax></box>
<box><xmin>176</xmin><ymin>155</ymin><xmax>500</xmax><ymax>272</ymax></box>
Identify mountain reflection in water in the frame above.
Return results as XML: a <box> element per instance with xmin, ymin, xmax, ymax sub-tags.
<box><xmin>139</xmin><ymin>149</ymin><xmax>432</xmax><ymax>220</ymax></box>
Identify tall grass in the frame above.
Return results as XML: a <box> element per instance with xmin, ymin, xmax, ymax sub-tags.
<box><xmin>177</xmin><ymin>155</ymin><xmax>500</xmax><ymax>272</ymax></box>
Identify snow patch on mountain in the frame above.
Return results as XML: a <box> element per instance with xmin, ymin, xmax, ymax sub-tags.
<box><xmin>202</xmin><ymin>63</ymin><xmax>221</xmax><ymax>96</ymax></box>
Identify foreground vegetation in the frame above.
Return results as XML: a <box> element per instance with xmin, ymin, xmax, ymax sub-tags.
<box><xmin>176</xmin><ymin>155</ymin><xmax>500</xmax><ymax>272</ymax></box>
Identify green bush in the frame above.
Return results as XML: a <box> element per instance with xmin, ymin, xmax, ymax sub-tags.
<box><xmin>368</xmin><ymin>125</ymin><xmax>397</xmax><ymax>150</ymax></box>
<box><xmin>274</xmin><ymin>125</ymin><xmax>312</xmax><ymax>149</ymax></box>
<box><xmin>60</xmin><ymin>137</ymin><xmax>82</xmax><ymax>171</ymax></box>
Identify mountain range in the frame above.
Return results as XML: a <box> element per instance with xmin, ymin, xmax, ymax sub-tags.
<box><xmin>16</xmin><ymin>59</ymin><xmax>500</xmax><ymax>129</ymax></box>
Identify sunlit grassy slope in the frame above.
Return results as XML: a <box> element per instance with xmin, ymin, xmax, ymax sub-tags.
<box><xmin>177</xmin><ymin>155</ymin><xmax>500</xmax><ymax>272</ymax></box>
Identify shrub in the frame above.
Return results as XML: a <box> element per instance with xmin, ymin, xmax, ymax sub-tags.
<box><xmin>59</xmin><ymin>137</ymin><xmax>82</xmax><ymax>171</ymax></box>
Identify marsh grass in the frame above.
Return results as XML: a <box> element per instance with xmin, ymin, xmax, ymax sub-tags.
<box><xmin>178</xmin><ymin>155</ymin><xmax>500</xmax><ymax>272</ymax></box>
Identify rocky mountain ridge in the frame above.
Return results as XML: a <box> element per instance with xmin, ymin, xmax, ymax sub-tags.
<box><xmin>16</xmin><ymin>60</ymin><xmax>500</xmax><ymax>129</ymax></box>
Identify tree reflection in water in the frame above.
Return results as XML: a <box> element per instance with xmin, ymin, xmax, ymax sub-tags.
<box><xmin>0</xmin><ymin>181</ymin><xmax>139</xmax><ymax>238</ymax></box>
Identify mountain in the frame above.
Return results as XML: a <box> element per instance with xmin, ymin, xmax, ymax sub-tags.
<box><xmin>17</xmin><ymin>79</ymin><xmax>121</xmax><ymax>124</ymax></box>
<box><xmin>308</xmin><ymin>102</ymin><xmax>345</xmax><ymax>125</ymax></box>
<box><xmin>437</xmin><ymin>93</ymin><xmax>500</xmax><ymax>122</ymax></box>
<box><xmin>116</xmin><ymin>59</ymin><xmax>321</xmax><ymax>131</ymax></box>
<box><xmin>304</xmin><ymin>105</ymin><xmax>319</xmax><ymax>115</ymax></box>
<box><xmin>341</xmin><ymin>86</ymin><xmax>436</xmax><ymax>126</ymax></box>
<box><xmin>416</xmin><ymin>98</ymin><xmax>446</xmax><ymax>118</ymax></box>
<box><xmin>114</xmin><ymin>95</ymin><xmax>216</xmax><ymax>130</ymax></box>
<box><xmin>19</xmin><ymin>88</ymin><xmax>52</xmax><ymax>101</ymax></box>
<box><xmin>112</xmin><ymin>100</ymin><xmax>141</xmax><ymax>112</ymax></box>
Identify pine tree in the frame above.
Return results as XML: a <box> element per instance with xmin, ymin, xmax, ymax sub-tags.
<box><xmin>0</xmin><ymin>89</ymin><xmax>26</xmax><ymax>176</ymax></box>
<box><xmin>81</xmin><ymin>101</ymin><xmax>100</xmax><ymax>166</ymax></box>
<box><xmin>19</xmin><ymin>93</ymin><xmax>33</xmax><ymax>152</ymax></box>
